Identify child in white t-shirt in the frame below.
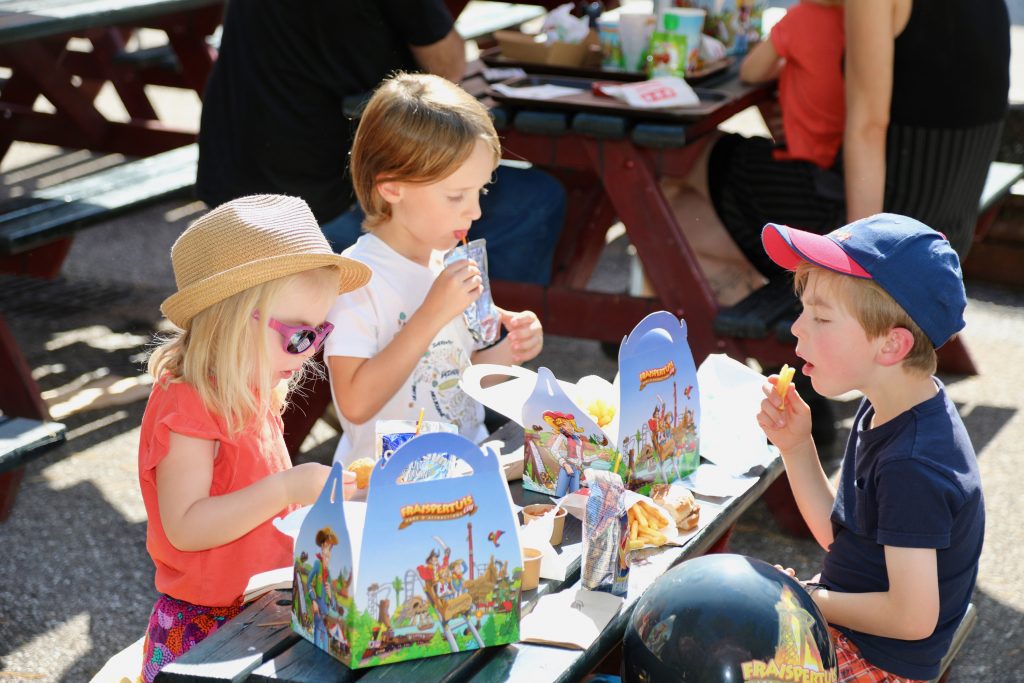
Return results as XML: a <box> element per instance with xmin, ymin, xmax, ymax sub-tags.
<box><xmin>324</xmin><ymin>73</ymin><xmax>545</xmax><ymax>465</ymax></box>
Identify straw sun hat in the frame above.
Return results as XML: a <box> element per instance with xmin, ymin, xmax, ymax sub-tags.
<box><xmin>161</xmin><ymin>195</ymin><xmax>371</xmax><ymax>328</ymax></box>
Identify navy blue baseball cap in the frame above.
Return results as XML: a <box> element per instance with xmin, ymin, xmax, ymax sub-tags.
<box><xmin>761</xmin><ymin>213</ymin><xmax>967</xmax><ymax>348</ymax></box>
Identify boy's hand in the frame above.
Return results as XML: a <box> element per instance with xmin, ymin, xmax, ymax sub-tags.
<box><xmin>757</xmin><ymin>373</ymin><xmax>813</xmax><ymax>454</ymax></box>
<box><xmin>423</xmin><ymin>259</ymin><xmax>483</xmax><ymax>325</ymax></box>
<box><xmin>500</xmin><ymin>308</ymin><xmax>543</xmax><ymax>364</ymax></box>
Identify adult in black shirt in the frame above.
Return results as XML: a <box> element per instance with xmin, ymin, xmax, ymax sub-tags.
<box><xmin>197</xmin><ymin>0</ymin><xmax>565</xmax><ymax>285</ymax></box>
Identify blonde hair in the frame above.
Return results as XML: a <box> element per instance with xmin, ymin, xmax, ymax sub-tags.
<box><xmin>350</xmin><ymin>72</ymin><xmax>501</xmax><ymax>230</ymax></box>
<box><xmin>148</xmin><ymin>267</ymin><xmax>338</xmax><ymax>436</ymax></box>
<box><xmin>794</xmin><ymin>263</ymin><xmax>936</xmax><ymax>375</ymax></box>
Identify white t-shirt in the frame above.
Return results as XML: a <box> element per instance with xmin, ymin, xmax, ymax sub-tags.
<box><xmin>324</xmin><ymin>233</ymin><xmax>487</xmax><ymax>465</ymax></box>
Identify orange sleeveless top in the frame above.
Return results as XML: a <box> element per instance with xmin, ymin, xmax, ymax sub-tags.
<box><xmin>138</xmin><ymin>380</ymin><xmax>295</xmax><ymax>606</ymax></box>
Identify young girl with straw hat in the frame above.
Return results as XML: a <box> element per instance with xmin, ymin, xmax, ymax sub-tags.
<box><xmin>136</xmin><ymin>194</ymin><xmax>370</xmax><ymax>681</ymax></box>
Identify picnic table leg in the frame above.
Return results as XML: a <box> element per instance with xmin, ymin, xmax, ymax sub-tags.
<box><xmin>0</xmin><ymin>313</ymin><xmax>51</xmax><ymax>521</ymax></box>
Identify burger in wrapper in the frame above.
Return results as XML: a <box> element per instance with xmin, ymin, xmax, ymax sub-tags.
<box><xmin>650</xmin><ymin>483</ymin><xmax>700</xmax><ymax>531</ymax></box>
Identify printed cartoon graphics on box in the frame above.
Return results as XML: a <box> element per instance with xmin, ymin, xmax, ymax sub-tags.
<box><xmin>291</xmin><ymin>433</ymin><xmax>522</xmax><ymax>669</ymax></box>
<box><xmin>463</xmin><ymin>311</ymin><xmax>700</xmax><ymax>496</ymax></box>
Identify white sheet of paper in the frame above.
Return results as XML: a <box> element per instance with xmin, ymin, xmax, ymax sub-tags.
<box><xmin>491</xmin><ymin>83</ymin><xmax>587</xmax><ymax>100</ymax></box>
<box><xmin>697</xmin><ymin>354</ymin><xmax>776</xmax><ymax>475</ymax></box>
<box><xmin>678</xmin><ymin>463</ymin><xmax>758</xmax><ymax>499</ymax></box>
<box><xmin>520</xmin><ymin>586</ymin><xmax>624</xmax><ymax>649</ymax></box>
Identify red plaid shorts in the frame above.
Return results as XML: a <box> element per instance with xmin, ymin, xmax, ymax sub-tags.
<box><xmin>830</xmin><ymin>627</ymin><xmax>927</xmax><ymax>683</ymax></box>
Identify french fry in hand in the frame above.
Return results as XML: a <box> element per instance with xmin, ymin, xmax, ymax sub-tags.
<box><xmin>776</xmin><ymin>364</ymin><xmax>795</xmax><ymax>404</ymax></box>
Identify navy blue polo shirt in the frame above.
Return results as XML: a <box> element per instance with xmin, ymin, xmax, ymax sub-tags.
<box><xmin>820</xmin><ymin>380</ymin><xmax>984</xmax><ymax>680</ymax></box>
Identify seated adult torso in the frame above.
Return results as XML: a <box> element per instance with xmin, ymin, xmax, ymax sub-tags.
<box><xmin>196</xmin><ymin>0</ymin><xmax>454</xmax><ymax>223</ymax></box>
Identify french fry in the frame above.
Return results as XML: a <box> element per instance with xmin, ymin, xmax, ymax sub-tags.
<box><xmin>630</xmin><ymin>518</ymin><xmax>639</xmax><ymax>542</ymax></box>
<box><xmin>776</xmin><ymin>364</ymin><xmax>795</xmax><ymax>404</ymax></box>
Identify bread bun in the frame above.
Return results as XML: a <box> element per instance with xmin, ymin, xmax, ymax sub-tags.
<box><xmin>650</xmin><ymin>483</ymin><xmax>700</xmax><ymax>530</ymax></box>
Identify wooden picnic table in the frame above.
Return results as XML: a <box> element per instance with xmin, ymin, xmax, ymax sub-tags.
<box><xmin>0</xmin><ymin>0</ymin><xmax>223</xmax><ymax>163</ymax></box>
<box><xmin>156</xmin><ymin>421</ymin><xmax>785</xmax><ymax>683</ymax></box>
<box><xmin>472</xmin><ymin>63</ymin><xmax>789</xmax><ymax>370</ymax></box>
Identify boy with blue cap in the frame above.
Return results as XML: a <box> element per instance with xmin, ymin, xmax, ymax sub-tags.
<box><xmin>756</xmin><ymin>213</ymin><xmax>984</xmax><ymax>682</ymax></box>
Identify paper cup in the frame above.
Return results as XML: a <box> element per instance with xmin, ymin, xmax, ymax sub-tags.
<box><xmin>521</xmin><ymin>547</ymin><xmax>543</xmax><ymax>591</ymax></box>
<box><xmin>619</xmin><ymin>11</ymin><xmax>656</xmax><ymax>72</ymax></box>
<box><xmin>597</xmin><ymin>18</ymin><xmax>624</xmax><ymax>70</ymax></box>
<box><xmin>522</xmin><ymin>503</ymin><xmax>568</xmax><ymax>546</ymax></box>
<box><xmin>662</xmin><ymin>7</ymin><xmax>706</xmax><ymax>73</ymax></box>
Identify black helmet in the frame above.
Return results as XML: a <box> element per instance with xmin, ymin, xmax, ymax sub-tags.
<box><xmin>623</xmin><ymin>554</ymin><xmax>837</xmax><ymax>682</ymax></box>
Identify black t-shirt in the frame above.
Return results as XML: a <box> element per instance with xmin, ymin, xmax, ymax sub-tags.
<box><xmin>891</xmin><ymin>0</ymin><xmax>1009</xmax><ymax>128</ymax></box>
<box><xmin>196</xmin><ymin>0</ymin><xmax>454</xmax><ymax>222</ymax></box>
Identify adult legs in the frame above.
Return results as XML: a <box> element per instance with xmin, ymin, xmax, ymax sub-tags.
<box><xmin>658</xmin><ymin>133</ymin><xmax>767</xmax><ymax>306</ymax></box>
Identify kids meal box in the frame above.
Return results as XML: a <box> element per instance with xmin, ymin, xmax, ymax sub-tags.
<box><xmin>462</xmin><ymin>311</ymin><xmax>700</xmax><ymax>497</ymax></box>
<box><xmin>290</xmin><ymin>433</ymin><xmax>522</xmax><ymax>668</ymax></box>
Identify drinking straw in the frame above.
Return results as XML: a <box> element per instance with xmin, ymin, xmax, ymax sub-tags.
<box><xmin>414</xmin><ymin>408</ymin><xmax>425</xmax><ymax>436</ymax></box>
<box><xmin>461</xmin><ymin>236</ymin><xmax>468</xmax><ymax>248</ymax></box>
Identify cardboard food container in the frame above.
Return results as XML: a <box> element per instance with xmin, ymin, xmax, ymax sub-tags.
<box><xmin>290</xmin><ymin>433</ymin><xmax>522</xmax><ymax>669</ymax></box>
<box><xmin>462</xmin><ymin>311</ymin><xmax>701</xmax><ymax>498</ymax></box>
<box><xmin>494</xmin><ymin>29</ymin><xmax>603</xmax><ymax>68</ymax></box>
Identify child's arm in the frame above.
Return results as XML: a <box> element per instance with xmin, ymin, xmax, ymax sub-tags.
<box><xmin>757</xmin><ymin>376</ymin><xmax>837</xmax><ymax>550</ymax></box>
<box><xmin>811</xmin><ymin>546</ymin><xmax>940</xmax><ymax>640</ymax></box>
<box><xmin>156</xmin><ymin>431</ymin><xmax>329</xmax><ymax>552</ymax></box>
<box><xmin>739</xmin><ymin>32</ymin><xmax>783</xmax><ymax>83</ymax></box>
<box><xmin>471</xmin><ymin>308</ymin><xmax>543</xmax><ymax>381</ymax></box>
<box><xmin>330</xmin><ymin>259</ymin><xmax>483</xmax><ymax>424</ymax></box>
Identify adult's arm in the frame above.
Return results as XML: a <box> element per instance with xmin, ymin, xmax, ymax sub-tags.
<box><xmin>411</xmin><ymin>28</ymin><xmax>467</xmax><ymax>82</ymax></box>
<box><xmin>843</xmin><ymin>0</ymin><xmax>895</xmax><ymax>222</ymax></box>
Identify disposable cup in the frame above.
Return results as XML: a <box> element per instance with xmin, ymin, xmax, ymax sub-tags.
<box><xmin>522</xmin><ymin>503</ymin><xmax>568</xmax><ymax>545</ymax></box>
<box><xmin>619</xmin><ymin>11</ymin><xmax>656</xmax><ymax>72</ymax></box>
<box><xmin>662</xmin><ymin>7</ymin><xmax>706</xmax><ymax>73</ymax></box>
<box><xmin>521</xmin><ymin>547</ymin><xmax>543</xmax><ymax>591</ymax></box>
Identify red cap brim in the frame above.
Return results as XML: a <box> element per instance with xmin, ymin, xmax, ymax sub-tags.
<box><xmin>762</xmin><ymin>224</ymin><xmax>871</xmax><ymax>278</ymax></box>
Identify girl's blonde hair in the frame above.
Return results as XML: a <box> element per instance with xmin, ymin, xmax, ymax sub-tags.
<box><xmin>148</xmin><ymin>267</ymin><xmax>338</xmax><ymax>436</ymax></box>
<box><xmin>794</xmin><ymin>263</ymin><xmax>937</xmax><ymax>375</ymax></box>
<box><xmin>350</xmin><ymin>72</ymin><xmax>501</xmax><ymax>229</ymax></box>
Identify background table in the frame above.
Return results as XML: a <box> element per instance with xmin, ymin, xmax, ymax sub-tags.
<box><xmin>474</xmin><ymin>65</ymin><xmax>791</xmax><ymax>371</ymax></box>
<box><xmin>156</xmin><ymin>422</ymin><xmax>784</xmax><ymax>683</ymax></box>
<box><xmin>0</xmin><ymin>0</ymin><xmax>222</xmax><ymax>163</ymax></box>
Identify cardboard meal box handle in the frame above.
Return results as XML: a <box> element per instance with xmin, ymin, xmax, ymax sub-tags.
<box><xmin>311</xmin><ymin>462</ymin><xmax>346</xmax><ymax>509</ymax></box>
<box><xmin>368</xmin><ymin>432</ymin><xmax>500</xmax><ymax>492</ymax></box>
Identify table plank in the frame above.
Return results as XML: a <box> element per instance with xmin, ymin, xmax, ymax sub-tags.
<box><xmin>455</xmin><ymin>1</ymin><xmax>544</xmax><ymax>42</ymax></box>
<box><xmin>157</xmin><ymin>592</ymin><xmax>301</xmax><ymax>682</ymax></box>
<box><xmin>0</xmin><ymin>0</ymin><xmax>223</xmax><ymax>45</ymax></box>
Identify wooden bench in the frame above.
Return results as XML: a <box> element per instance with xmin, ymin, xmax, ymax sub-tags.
<box><xmin>713</xmin><ymin>160</ymin><xmax>1024</xmax><ymax>377</ymax></box>
<box><xmin>0</xmin><ymin>143</ymin><xmax>198</xmax><ymax>278</ymax></box>
<box><xmin>0</xmin><ymin>415</ymin><xmax>66</xmax><ymax>521</ymax></box>
<box><xmin>0</xmin><ymin>143</ymin><xmax>196</xmax><ymax>518</ymax></box>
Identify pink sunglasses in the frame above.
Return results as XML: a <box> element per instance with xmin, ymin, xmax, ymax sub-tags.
<box><xmin>253</xmin><ymin>312</ymin><xmax>334</xmax><ymax>355</ymax></box>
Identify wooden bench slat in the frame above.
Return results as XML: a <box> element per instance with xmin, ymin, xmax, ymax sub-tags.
<box><xmin>979</xmin><ymin>161</ymin><xmax>1024</xmax><ymax>215</ymax></box>
<box><xmin>0</xmin><ymin>144</ymin><xmax>198</xmax><ymax>255</ymax></box>
<box><xmin>0</xmin><ymin>415</ymin><xmax>67</xmax><ymax>474</ymax></box>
